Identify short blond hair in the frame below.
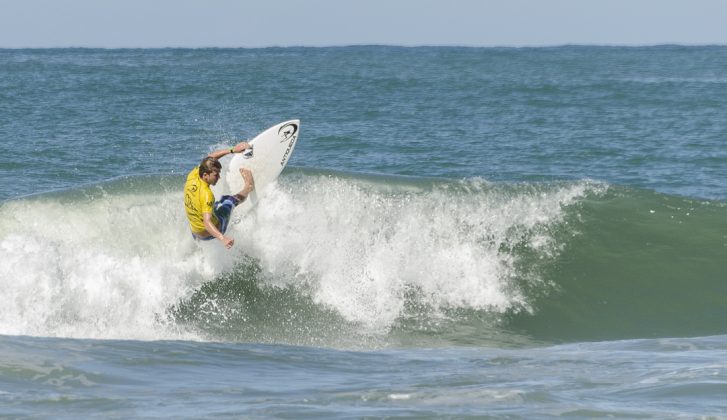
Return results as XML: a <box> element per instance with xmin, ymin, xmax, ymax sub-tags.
<box><xmin>198</xmin><ymin>156</ymin><xmax>221</xmax><ymax>177</ymax></box>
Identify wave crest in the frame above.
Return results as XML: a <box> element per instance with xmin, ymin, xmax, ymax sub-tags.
<box><xmin>0</xmin><ymin>172</ymin><xmax>600</xmax><ymax>344</ymax></box>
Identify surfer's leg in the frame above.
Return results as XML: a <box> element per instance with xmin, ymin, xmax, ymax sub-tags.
<box><xmin>213</xmin><ymin>195</ymin><xmax>241</xmax><ymax>234</ymax></box>
<box><xmin>233</xmin><ymin>168</ymin><xmax>255</xmax><ymax>202</ymax></box>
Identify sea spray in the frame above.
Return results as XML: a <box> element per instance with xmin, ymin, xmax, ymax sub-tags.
<box><xmin>226</xmin><ymin>173</ymin><xmax>599</xmax><ymax>334</ymax></box>
<box><xmin>0</xmin><ymin>184</ymin><xmax>222</xmax><ymax>340</ymax></box>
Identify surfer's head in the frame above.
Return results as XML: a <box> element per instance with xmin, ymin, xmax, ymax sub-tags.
<box><xmin>199</xmin><ymin>157</ymin><xmax>222</xmax><ymax>185</ymax></box>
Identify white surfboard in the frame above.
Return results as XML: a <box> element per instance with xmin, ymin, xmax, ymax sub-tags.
<box><xmin>220</xmin><ymin>119</ymin><xmax>300</xmax><ymax>212</ymax></box>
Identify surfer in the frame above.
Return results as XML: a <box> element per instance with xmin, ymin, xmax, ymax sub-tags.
<box><xmin>184</xmin><ymin>141</ymin><xmax>255</xmax><ymax>249</ymax></box>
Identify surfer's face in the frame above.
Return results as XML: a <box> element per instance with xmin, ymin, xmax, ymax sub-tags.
<box><xmin>202</xmin><ymin>170</ymin><xmax>220</xmax><ymax>185</ymax></box>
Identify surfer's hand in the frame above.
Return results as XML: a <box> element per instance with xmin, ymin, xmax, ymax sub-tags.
<box><xmin>233</xmin><ymin>141</ymin><xmax>251</xmax><ymax>153</ymax></box>
<box><xmin>221</xmin><ymin>236</ymin><xmax>234</xmax><ymax>249</ymax></box>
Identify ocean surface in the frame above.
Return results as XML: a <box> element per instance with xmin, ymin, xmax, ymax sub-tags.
<box><xmin>1</xmin><ymin>46</ymin><xmax>727</xmax><ymax>417</ymax></box>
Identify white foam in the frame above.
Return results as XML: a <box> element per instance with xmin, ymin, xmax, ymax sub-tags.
<box><xmin>231</xmin><ymin>176</ymin><xmax>600</xmax><ymax>334</ymax></box>
<box><xmin>0</xmin><ymin>189</ymin><xmax>234</xmax><ymax>340</ymax></box>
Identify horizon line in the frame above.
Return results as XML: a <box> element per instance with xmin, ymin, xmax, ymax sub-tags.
<box><xmin>2</xmin><ymin>42</ymin><xmax>727</xmax><ymax>50</ymax></box>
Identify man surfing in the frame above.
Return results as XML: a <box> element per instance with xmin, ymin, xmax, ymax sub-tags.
<box><xmin>184</xmin><ymin>141</ymin><xmax>255</xmax><ymax>249</ymax></box>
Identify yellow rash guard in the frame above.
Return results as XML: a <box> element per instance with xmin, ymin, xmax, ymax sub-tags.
<box><xmin>184</xmin><ymin>166</ymin><xmax>219</xmax><ymax>233</ymax></box>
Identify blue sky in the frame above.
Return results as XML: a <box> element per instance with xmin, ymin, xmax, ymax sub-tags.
<box><xmin>2</xmin><ymin>0</ymin><xmax>727</xmax><ymax>48</ymax></box>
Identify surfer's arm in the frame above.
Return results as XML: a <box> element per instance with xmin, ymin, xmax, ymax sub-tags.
<box><xmin>207</xmin><ymin>141</ymin><xmax>252</xmax><ymax>160</ymax></box>
<box><xmin>203</xmin><ymin>212</ymin><xmax>234</xmax><ymax>249</ymax></box>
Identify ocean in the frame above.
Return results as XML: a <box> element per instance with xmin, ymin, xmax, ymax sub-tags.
<box><xmin>1</xmin><ymin>46</ymin><xmax>727</xmax><ymax>417</ymax></box>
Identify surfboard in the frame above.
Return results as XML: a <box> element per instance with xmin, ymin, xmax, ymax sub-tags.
<box><xmin>220</xmin><ymin>119</ymin><xmax>300</xmax><ymax>212</ymax></box>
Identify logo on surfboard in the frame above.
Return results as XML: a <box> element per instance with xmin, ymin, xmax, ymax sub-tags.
<box><xmin>279</xmin><ymin>122</ymin><xmax>299</xmax><ymax>167</ymax></box>
<box><xmin>278</xmin><ymin>122</ymin><xmax>298</xmax><ymax>143</ymax></box>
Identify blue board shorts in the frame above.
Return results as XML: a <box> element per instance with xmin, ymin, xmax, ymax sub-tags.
<box><xmin>192</xmin><ymin>195</ymin><xmax>241</xmax><ymax>241</ymax></box>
